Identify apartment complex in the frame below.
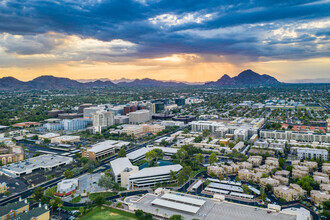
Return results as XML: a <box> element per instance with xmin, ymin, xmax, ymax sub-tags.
<box><xmin>260</xmin><ymin>130</ymin><xmax>330</xmax><ymax>143</ymax></box>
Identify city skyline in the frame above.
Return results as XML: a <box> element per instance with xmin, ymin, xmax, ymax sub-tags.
<box><xmin>0</xmin><ymin>1</ymin><xmax>329</xmax><ymax>82</ymax></box>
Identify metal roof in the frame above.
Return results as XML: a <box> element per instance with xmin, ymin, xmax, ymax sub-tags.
<box><xmin>152</xmin><ymin>198</ymin><xmax>200</xmax><ymax>214</ymax></box>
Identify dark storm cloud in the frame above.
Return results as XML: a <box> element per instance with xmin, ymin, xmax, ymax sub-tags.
<box><xmin>0</xmin><ymin>0</ymin><xmax>329</xmax><ymax>61</ymax></box>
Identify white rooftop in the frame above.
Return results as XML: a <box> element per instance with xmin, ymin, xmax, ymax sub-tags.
<box><xmin>129</xmin><ymin>164</ymin><xmax>182</xmax><ymax>179</ymax></box>
<box><xmin>127</xmin><ymin>147</ymin><xmax>149</xmax><ymax>160</ymax></box>
<box><xmin>110</xmin><ymin>157</ymin><xmax>135</xmax><ymax>177</ymax></box>
<box><xmin>87</xmin><ymin>140</ymin><xmax>118</xmax><ymax>153</ymax></box>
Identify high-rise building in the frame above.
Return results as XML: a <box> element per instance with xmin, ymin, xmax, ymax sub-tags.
<box><xmin>93</xmin><ymin>110</ymin><xmax>115</xmax><ymax>133</ymax></box>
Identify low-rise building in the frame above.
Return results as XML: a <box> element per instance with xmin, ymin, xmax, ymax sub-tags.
<box><xmin>237</xmin><ymin>162</ymin><xmax>253</xmax><ymax>169</ymax></box>
<box><xmin>322</xmin><ymin>163</ymin><xmax>330</xmax><ymax>174</ymax></box>
<box><xmin>0</xmin><ymin>154</ymin><xmax>73</xmax><ymax>177</ymax></box>
<box><xmin>122</xmin><ymin>125</ymin><xmax>144</xmax><ymax>137</ymax></box>
<box><xmin>275</xmin><ymin>170</ymin><xmax>290</xmax><ymax>177</ymax></box>
<box><xmin>320</xmin><ymin>184</ymin><xmax>330</xmax><ymax>193</ymax></box>
<box><xmin>313</xmin><ymin>172</ymin><xmax>329</xmax><ymax>184</ymax></box>
<box><xmin>110</xmin><ymin>157</ymin><xmax>138</xmax><ymax>188</ymax></box>
<box><xmin>247</xmin><ymin>155</ymin><xmax>263</xmax><ymax>166</ymax></box>
<box><xmin>127</xmin><ymin>164</ymin><xmax>182</xmax><ymax>189</ymax></box>
<box><xmin>265</xmin><ymin>157</ymin><xmax>279</xmax><ymax>167</ymax></box>
<box><xmin>51</xmin><ymin>135</ymin><xmax>80</xmax><ymax>144</ymax></box>
<box><xmin>310</xmin><ymin>190</ymin><xmax>330</xmax><ymax>205</ymax></box>
<box><xmin>274</xmin><ymin>184</ymin><xmax>305</xmax><ymax>201</ymax></box>
<box><xmin>273</xmin><ymin>175</ymin><xmax>289</xmax><ymax>185</ymax></box>
<box><xmin>292</xmin><ymin>169</ymin><xmax>309</xmax><ymax>179</ymax></box>
<box><xmin>207</xmin><ymin>166</ymin><xmax>224</xmax><ymax>176</ymax></box>
<box><xmin>82</xmin><ymin>140</ymin><xmax>116</xmax><ymax>160</ymax></box>
<box><xmin>56</xmin><ymin>179</ymin><xmax>79</xmax><ymax>196</ymax></box>
<box><xmin>0</xmin><ymin>146</ymin><xmax>24</xmax><ymax>165</ymax></box>
<box><xmin>259</xmin><ymin>177</ymin><xmax>280</xmax><ymax>188</ymax></box>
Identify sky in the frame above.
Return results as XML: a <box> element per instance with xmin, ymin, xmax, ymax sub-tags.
<box><xmin>0</xmin><ymin>0</ymin><xmax>329</xmax><ymax>82</ymax></box>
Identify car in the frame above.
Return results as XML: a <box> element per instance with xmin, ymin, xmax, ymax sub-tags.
<box><xmin>267</xmin><ymin>211</ymin><xmax>272</xmax><ymax>214</ymax></box>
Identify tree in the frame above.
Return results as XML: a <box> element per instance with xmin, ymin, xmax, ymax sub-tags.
<box><xmin>178</xmin><ymin>166</ymin><xmax>192</xmax><ymax>184</ymax></box>
<box><xmin>94</xmin><ymin>195</ymin><xmax>105</xmax><ymax>206</ymax></box>
<box><xmin>33</xmin><ymin>187</ymin><xmax>44</xmax><ymax>201</ymax></box>
<box><xmin>64</xmin><ymin>169</ymin><xmax>73</xmax><ymax>179</ymax></box>
<box><xmin>297</xmin><ymin>176</ymin><xmax>318</xmax><ymax>193</ymax></box>
<box><xmin>176</xmin><ymin>148</ymin><xmax>188</xmax><ymax>164</ymax></box>
<box><xmin>170</xmin><ymin>215</ymin><xmax>183</xmax><ymax>220</ymax></box>
<box><xmin>278</xmin><ymin>158</ymin><xmax>285</xmax><ymax>168</ymax></box>
<box><xmin>208</xmin><ymin>153</ymin><xmax>217</xmax><ymax>165</ymax></box>
<box><xmin>228</xmin><ymin>142</ymin><xmax>235</xmax><ymax>149</ymax></box>
<box><xmin>43</xmin><ymin>138</ymin><xmax>51</xmax><ymax>144</ymax></box>
<box><xmin>195</xmin><ymin>153</ymin><xmax>204</xmax><ymax>164</ymax></box>
<box><xmin>235</xmin><ymin>176</ymin><xmax>240</xmax><ymax>182</ymax></box>
<box><xmin>118</xmin><ymin>148</ymin><xmax>126</xmax><ymax>158</ymax></box>
<box><xmin>286</xmin><ymin>165</ymin><xmax>293</xmax><ymax>172</ymax></box>
<box><xmin>169</xmin><ymin>170</ymin><xmax>177</xmax><ymax>181</ymax></box>
<box><xmin>145</xmin><ymin>150</ymin><xmax>157</xmax><ymax>165</ymax></box>
<box><xmin>153</xmin><ymin>148</ymin><xmax>164</xmax><ymax>162</ymax></box>
<box><xmin>135</xmin><ymin>210</ymin><xmax>144</xmax><ymax>220</ymax></box>
<box><xmin>194</xmin><ymin>136</ymin><xmax>202</xmax><ymax>143</ymax></box>
<box><xmin>242</xmin><ymin>184</ymin><xmax>250</xmax><ymax>194</ymax></box>
<box><xmin>202</xmin><ymin>129</ymin><xmax>211</xmax><ymax>137</ymax></box>
<box><xmin>261</xmin><ymin>173</ymin><xmax>268</xmax><ymax>178</ymax></box>
<box><xmin>98</xmin><ymin>175</ymin><xmax>115</xmax><ymax>190</ymax></box>
<box><xmin>80</xmin><ymin>157</ymin><xmax>89</xmax><ymax>164</ymax></box>
<box><xmin>265</xmin><ymin>184</ymin><xmax>273</xmax><ymax>192</ymax></box>
<box><xmin>260</xmin><ymin>187</ymin><xmax>266</xmax><ymax>201</ymax></box>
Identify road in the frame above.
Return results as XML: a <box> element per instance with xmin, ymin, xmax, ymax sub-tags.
<box><xmin>0</xmin><ymin>126</ymin><xmax>185</xmax><ymax>207</ymax></box>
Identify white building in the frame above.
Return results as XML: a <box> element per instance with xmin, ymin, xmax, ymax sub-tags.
<box><xmin>129</xmin><ymin>110</ymin><xmax>151</xmax><ymax>124</ymax></box>
<box><xmin>161</xmin><ymin>121</ymin><xmax>185</xmax><ymax>128</ymax></box>
<box><xmin>110</xmin><ymin>157</ymin><xmax>138</xmax><ymax>188</ymax></box>
<box><xmin>57</xmin><ymin>179</ymin><xmax>78</xmax><ymax>194</ymax></box>
<box><xmin>0</xmin><ymin>154</ymin><xmax>73</xmax><ymax>177</ymax></box>
<box><xmin>93</xmin><ymin>110</ymin><xmax>115</xmax><ymax>133</ymax></box>
<box><xmin>260</xmin><ymin>130</ymin><xmax>330</xmax><ymax>143</ymax></box>
<box><xmin>291</xmin><ymin>147</ymin><xmax>328</xmax><ymax>160</ymax></box>
<box><xmin>83</xmin><ymin>106</ymin><xmax>104</xmax><ymax>118</ymax></box>
<box><xmin>127</xmin><ymin>164</ymin><xmax>182</xmax><ymax>189</ymax></box>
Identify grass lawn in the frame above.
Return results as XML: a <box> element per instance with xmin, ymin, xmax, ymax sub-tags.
<box><xmin>79</xmin><ymin>207</ymin><xmax>136</xmax><ymax>220</ymax></box>
<box><xmin>71</xmin><ymin>195</ymin><xmax>81</xmax><ymax>203</ymax></box>
<box><xmin>89</xmin><ymin>192</ymin><xmax>118</xmax><ymax>201</ymax></box>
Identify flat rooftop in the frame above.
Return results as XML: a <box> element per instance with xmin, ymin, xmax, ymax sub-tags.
<box><xmin>129</xmin><ymin>164</ymin><xmax>182</xmax><ymax>179</ymax></box>
<box><xmin>130</xmin><ymin>193</ymin><xmax>296</xmax><ymax>220</ymax></box>
<box><xmin>110</xmin><ymin>157</ymin><xmax>135</xmax><ymax>176</ymax></box>
<box><xmin>87</xmin><ymin>140</ymin><xmax>118</xmax><ymax>153</ymax></box>
<box><xmin>1</xmin><ymin>154</ymin><xmax>72</xmax><ymax>175</ymax></box>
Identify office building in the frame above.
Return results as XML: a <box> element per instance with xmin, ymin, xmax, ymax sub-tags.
<box><xmin>93</xmin><ymin>110</ymin><xmax>115</xmax><ymax>133</ymax></box>
<box><xmin>83</xmin><ymin>106</ymin><xmax>104</xmax><ymax>118</ymax></box>
<box><xmin>127</xmin><ymin>164</ymin><xmax>182</xmax><ymax>189</ymax></box>
<box><xmin>129</xmin><ymin>110</ymin><xmax>151</xmax><ymax>124</ymax></box>
<box><xmin>174</xmin><ymin>98</ymin><xmax>185</xmax><ymax>106</ymax></box>
<box><xmin>82</xmin><ymin>140</ymin><xmax>116</xmax><ymax>160</ymax></box>
<box><xmin>110</xmin><ymin>157</ymin><xmax>138</xmax><ymax>188</ymax></box>
<box><xmin>114</xmin><ymin>115</ymin><xmax>129</xmax><ymax>124</ymax></box>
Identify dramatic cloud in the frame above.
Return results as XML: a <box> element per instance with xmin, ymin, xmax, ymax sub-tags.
<box><xmin>0</xmin><ymin>0</ymin><xmax>329</xmax><ymax>81</ymax></box>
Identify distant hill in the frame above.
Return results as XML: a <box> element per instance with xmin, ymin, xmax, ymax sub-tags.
<box><xmin>0</xmin><ymin>70</ymin><xmax>282</xmax><ymax>90</ymax></box>
<box><xmin>117</xmin><ymin>78</ymin><xmax>187</xmax><ymax>87</ymax></box>
<box><xmin>0</xmin><ymin>75</ymin><xmax>115</xmax><ymax>90</ymax></box>
<box><xmin>206</xmin><ymin>69</ymin><xmax>280</xmax><ymax>86</ymax></box>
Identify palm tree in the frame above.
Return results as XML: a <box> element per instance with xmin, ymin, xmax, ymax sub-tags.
<box><xmin>58</xmin><ymin>203</ymin><xmax>63</xmax><ymax>217</ymax></box>
<box><xmin>49</xmin><ymin>199</ymin><xmax>55</xmax><ymax>213</ymax></box>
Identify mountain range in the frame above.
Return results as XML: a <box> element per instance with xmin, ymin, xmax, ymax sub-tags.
<box><xmin>0</xmin><ymin>69</ymin><xmax>281</xmax><ymax>90</ymax></box>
